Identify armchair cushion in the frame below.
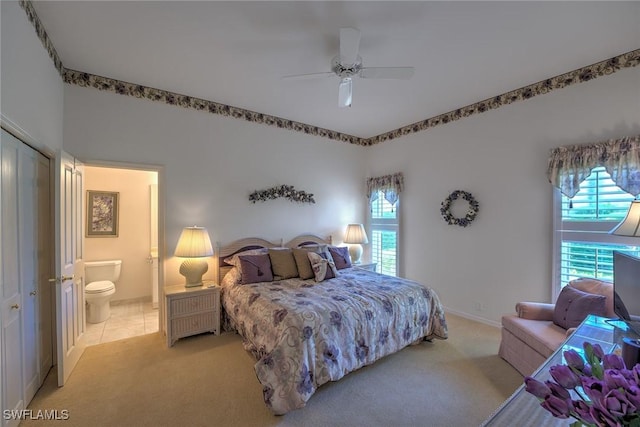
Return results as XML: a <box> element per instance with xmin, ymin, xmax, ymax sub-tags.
<box><xmin>552</xmin><ymin>285</ymin><xmax>607</xmax><ymax>329</ymax></box>
<box><xmin>516</xmin><ymin>302</ymin><xmax>555</xmax><ymax>321</ymax></box>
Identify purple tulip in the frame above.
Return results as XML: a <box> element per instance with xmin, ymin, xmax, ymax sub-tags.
<box><xmin>604</xmin><ymin>369</ymin><xmax>630</xmax><ymax>390</ymax></box>
<box><xmin>540</xmin><ymin>395</ymin><xmax>572</xmax><ymax>419</ymax></box>
<box><xmin>626</xmin><ymin>385</ymin><xmax>640</xmax><ymax>409</ymax></box>
<box><xmin>546</xmin><ymin>380</ymin><xmax>571</xmax><ymax>401</ymax></box>
<box><xmin>604</xmin><ymin>389</ymin><xmax>635</xmax><ymax>418</ymax></box>
<box><xmin>550</xmin><ymin>365</ymin><xmax>581</xmax><ymax>389</ymax></box>
<box><xmin>603</xmin><ymin>354</ymin><xmax>626</xmax><ymax>371</ymax></box>
<box><xmin>564</xmin><ymin>349</ymin><xmax>585</xmax><ymax>371</ymax></box>
<box><xmin>592</xmin><ymin>343</ymin><xmax>605</xmax><ymax>361</ymax></box>
<box><xmin>524</xmin><ymin>377</ymin><xmax>551</xmax><ymax>399</ymax></box>
<box><xmin>582</xmin><ymin>376</ymin><xmax>607</xmax><ymax>408</ymax></box>
<box><xmin>633</xmin><ymin>364</ymin><xmax>640</xmax><ymax>383</ymax></box>
<box><xmin>573</xmin><ymin>400</ymin><xmax>596</xmax><ymax>425</ymax></box>
<box><xmin>589</xmin><ymin>405</ymin><xmax>620</xmax><ymax>427</ymax></box>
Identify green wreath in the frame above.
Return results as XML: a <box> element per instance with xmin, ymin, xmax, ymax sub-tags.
<box><xmin>440</xmin><ymin>190</ymin><xmax>479</xmax><ymax>227</ymax></box>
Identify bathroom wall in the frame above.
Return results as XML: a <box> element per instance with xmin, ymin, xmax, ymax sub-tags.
<box><xmin>84</xmin><ymin>166</ymin><xmax>158</xmax><ymax>302</ymax></box>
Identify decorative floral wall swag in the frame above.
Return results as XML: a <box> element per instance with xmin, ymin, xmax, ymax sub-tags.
<box><xmin>440</xmin><ymin>190</ymin><xmax>479</xmax><ymax>227</ymax></box>
<box><xmin>249</xmin><ymin>185</ymin><xmax>315</xmax><ymax>204</ymax></box>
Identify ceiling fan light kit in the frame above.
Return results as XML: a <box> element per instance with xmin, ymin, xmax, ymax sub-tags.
<box><xmin>283</xmin><ymin>28</ymin><xmax>415</xmax><ymax>108</ymax></box>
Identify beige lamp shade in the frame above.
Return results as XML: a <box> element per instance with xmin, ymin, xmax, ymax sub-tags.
<box><xmin>174</xmin><ymin>226</ymin><xmax>213</xmax><ymax>287</ymax></box>
<box><xmin>610</xmin><ymin>200</ymin><xmax>640</xmax><ymax>237</ymax></box>
<box><xmin>344</xmin><ymin>224</ymin><xmax>368</xmax><ymax>264</ymax></box>
<box><xmin>344</xmin><ymin>223</ymin><xmax>369</xmax><ymax>244</ymax></box>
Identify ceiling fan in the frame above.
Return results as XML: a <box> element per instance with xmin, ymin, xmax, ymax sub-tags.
<box><xmin>282</xmin><ymin>28</ymin><xmax>414</xmax><ymax>108</ymax></box>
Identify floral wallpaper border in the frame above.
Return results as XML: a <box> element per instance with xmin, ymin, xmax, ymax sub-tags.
<box><xmin>20</xmin><ymin>1</ymin><xmax>640</xmax><ymax>147</ymax></box>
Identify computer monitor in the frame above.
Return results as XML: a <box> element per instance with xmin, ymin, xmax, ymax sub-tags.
<box><xmin>613</xmin><ymin>251</ymin><xmax>640</xmax><ymax>325</ymax></box>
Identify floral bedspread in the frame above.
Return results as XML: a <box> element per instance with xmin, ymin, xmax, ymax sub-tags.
<box><xmin>221</xmin><ymin>267</ymin><xmax>448</xmax><ymax>415</ymax></box>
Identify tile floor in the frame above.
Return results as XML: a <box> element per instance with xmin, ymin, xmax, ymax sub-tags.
<box><xmin>85</xmin><ymin>300</ymin><xmax>159</xmax><ymax>346</ymax></box>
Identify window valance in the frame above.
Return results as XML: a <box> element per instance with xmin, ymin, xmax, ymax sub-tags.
<box><xmin>547</xmin><ymin>135</ymin><xmax>640</xmax><ymax>198</ymax></box>
<box><xmin>366</xmin><ymin>172</ymin><xmax>404</xmax><ymax>207</ymax></box>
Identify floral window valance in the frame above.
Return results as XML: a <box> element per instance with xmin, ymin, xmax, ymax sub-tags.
<box><xmin>366</xmin><ymin>172</ymin><xmax>404</xmax><ymax>207</ymax></box>
<box><xmin>547</xmin><ymin>135</ymin><xmax>640</xmax><ymax>198</ymax></box>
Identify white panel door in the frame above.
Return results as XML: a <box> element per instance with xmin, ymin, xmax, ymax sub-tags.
<box><xmin>1</xmin><ymin>130</ymin><xmax>24</xmax><ymax>426</ymax></box>
<box><xmin>54</xmin><ymin>151</ymin><xmax>85</xmax><ymax>386</ymax></box>
<box><xmin>18</xmin><ymin>143</ymin><xmax>39</xmax><ymax>404</ymax></box>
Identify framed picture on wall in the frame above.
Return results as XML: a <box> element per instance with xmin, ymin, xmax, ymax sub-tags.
<box><xmin>86</xmin><ymin>191</ymin><xmax>119</xmax><ymax>237</ymax></box>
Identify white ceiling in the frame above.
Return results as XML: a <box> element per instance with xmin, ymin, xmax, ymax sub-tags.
<box><xmin>31</xmin><ymin>1</ymin><xmax>640</xmax><ymax>138</ymax></box>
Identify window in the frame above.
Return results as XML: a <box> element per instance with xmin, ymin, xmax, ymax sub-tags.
<box><xmin>369</xmin><ymin>190</ymin><xmax>399</xmax><ymax>276</ymax></box>
<box><xmin>554</xmin><ymin>167</ymin><xmax>640</xmax><ymax>294</ymax></box>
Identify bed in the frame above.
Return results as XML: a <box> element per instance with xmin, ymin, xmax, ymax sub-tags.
<box><xmin>217</xmin><ymin>234</ymin><xmax>448</xmax><ymax>415</ymax></box>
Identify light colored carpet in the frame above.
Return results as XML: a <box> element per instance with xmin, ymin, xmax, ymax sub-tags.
<box><xmin>23</xmin><ymin>314</ymin><xmax>522</xmax><ymax>427</ymax></box>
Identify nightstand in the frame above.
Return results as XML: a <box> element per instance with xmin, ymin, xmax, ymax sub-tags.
<box><xmin>355</xmin><ymin>262</ymin><xmax>377</xmax><ymax>272</ymax></box>
<box><xmin>164</xmin><ymin>281</ymin><xmax>220</xmax><ymax>347</ymax></box>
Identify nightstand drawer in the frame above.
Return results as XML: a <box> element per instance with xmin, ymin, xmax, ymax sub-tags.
<box><xmin>165</xmin><ymin>283</ymin><xmax>221</xmax><ymax>347</ymax></box>
<box><xmin>171</xmin><ymin>312</ymin><xmax>217</xmax><ymax>339</ymax></box>
<box><xmin>170</xmin><ymin>293</ymin><xmax>216</xmax><ymax>316</ymax></box>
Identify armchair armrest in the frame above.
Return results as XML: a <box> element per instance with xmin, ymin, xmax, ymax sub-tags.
<box><xmin>516</xmin><ymin>302</ymin><xmax>555</xmax><ymax>321</ymax></box>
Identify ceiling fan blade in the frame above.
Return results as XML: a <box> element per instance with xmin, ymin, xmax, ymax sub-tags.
<box><xmin>360</xmin><ymin>67</ymin><xmax>414</xmax><ymax>80</ymax></box>
<box><xmin>338</xmin><ymin>78</ymin><xmax>352</xmax><ymax>108</ymax></box>
<box><xmin>281</xmin><ymin>71</ymin><xmax>334</xmax><ymax>81</ymax></box>
<box><xmin>340</xmin><ymin>28</ymin><xmax>361</xmax><ymax>65</ymax></box>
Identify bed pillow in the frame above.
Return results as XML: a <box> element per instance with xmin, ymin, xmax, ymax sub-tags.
<box><xmin>328</xmin><ymin>246</ymin><xmax>352</xmax><ymax>269</ymax></box>
<box><xmin>224</xmin><ymin>248</ymin><xmax>269</xmax><ymax>268</ymax></box>
<box><xmin>307</xmin><ymin>251</ymin><xmax>338</xmax><ymax>282</ymax></box>
<box><xmin>238</xmin><ymin>254</ymin><xmax>273</xmax><ymax>284</ymax></box>
<box><xmin>292</xmin><ymin>248</ymin><xmax>315</xmax><ymax>280</ymax></box>
<box><xmin>268</xmin><ymin>248</ymin><xmax>298</xmax><ymax>279</ymax></box>
<box><xmin>222</xmin><ymin>267</ymin><xmax>241</xmax><ymax>286</ymax></box>
<box><xmin>552</xmin><ymin>285</ymin><xmax>607</xmax><ymax>329</ymax></box>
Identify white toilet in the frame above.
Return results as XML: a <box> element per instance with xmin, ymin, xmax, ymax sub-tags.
<box><xmin>84</xmin><ymin>260</ymin><xmax>122</xmax><ymax>324</ymax></box>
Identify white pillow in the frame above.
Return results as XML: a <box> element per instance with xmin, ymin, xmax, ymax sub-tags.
<box><xmin>307</xmin><ymin>251</ymin><xmax>338</xmax><ymax>282</ymax></box>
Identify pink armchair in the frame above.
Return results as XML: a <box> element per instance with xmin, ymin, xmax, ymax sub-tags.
<box><xmin>499</xmin><ymin>278</ymin><xmax>615</xmax><ymax>376</ymax></box>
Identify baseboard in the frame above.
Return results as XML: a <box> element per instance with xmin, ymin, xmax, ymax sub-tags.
<box><xmin>444</xmin><ymin>307</ymin><xmax>501</xmax><ymax>328</ymax></box>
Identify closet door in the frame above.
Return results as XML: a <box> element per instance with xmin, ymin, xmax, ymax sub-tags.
<box><xmin>19</xmin><ymin>143</ymin><xmax>40</xmax><ymax>404</ymax></box>
<box><xmin>1</xmin><ymin>130</ymin><xmax>24</xmax><ymax>425</ymax></box>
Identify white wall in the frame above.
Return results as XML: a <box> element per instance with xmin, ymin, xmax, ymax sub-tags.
<box><xmin>1</xmin><ymin>1</ymin><xmax>63</xmax><ymax>152</ymax></box>
<box><xmin>367</xmin><ymin>67</ymin><xmax>640</xmax><ymax>325</ymax></box>
<box><xmin>63</xmin><ymin>86</ymin><xmax>368</xmax><ymax>286</ymax></box>
<box><xmin>84</xmin><ymin>166</ymin><xmax>157</xmax><ymax>302</ymax></box>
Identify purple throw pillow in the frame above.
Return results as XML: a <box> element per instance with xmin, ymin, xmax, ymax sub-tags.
<box><xmin>328</xmin><ymin>246</ymin><xmax>352</xmax><ymax>269</ymax></box>
<box><xmin>238</xmin><ymin>254</ymin><xmax>273</xmax><ymax>284</ymax></box>
<box><xmin>552</xmin><ymin>285</ymin><xmax>607</xmax><ymax>329</ymax></box>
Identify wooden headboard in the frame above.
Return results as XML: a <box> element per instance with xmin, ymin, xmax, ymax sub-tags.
<box><xmin>284</xmin><ymin>234</ymin><xmax>332</xmax><ymax>248</ymax></box>
<box><xmin>216</xmin><ymin>234</ymin><xmax>333</xmax><ymax>284</ymax></box>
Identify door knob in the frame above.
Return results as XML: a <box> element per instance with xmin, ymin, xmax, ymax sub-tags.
<box><xmin>11</xmin><ymin>304</ymin><xmax>20</xmax><ymax>310</ymax></box>
<box><xmin>30</xmin><ymin>290</ymin><xmax>37</xmax><ymax>296</ymax></box>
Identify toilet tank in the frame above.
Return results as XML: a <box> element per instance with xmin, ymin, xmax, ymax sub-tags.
<box><xmin>84</xmin><ymin>260</ymin><xmax>122</xmax><ymax>284</ymax></box>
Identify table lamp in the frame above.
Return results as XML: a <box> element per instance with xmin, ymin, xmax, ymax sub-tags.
<box><xmin>610</xmin><ymin>200</ymin><xmax>640</xmax><ymax>237</ymax></box>
<box><xmin>344</xmin><ymin>223</ymin><xmax>368</xmax><ymax>264</ymax></box>
<box><xmin>174</xmin><ymin>226</ymin><xmax>214</xmax><ymax>287</ymax></box>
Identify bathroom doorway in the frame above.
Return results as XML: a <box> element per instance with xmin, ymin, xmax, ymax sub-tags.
<box><xmin>82</xmin><ymin>163</ymin><xmax>163</xmax><ymax>346</ymax></box>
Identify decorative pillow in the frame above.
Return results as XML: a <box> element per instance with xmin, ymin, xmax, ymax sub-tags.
<box><xmin>553</xmin><ymin>285</ymin><xmax>607</xmax><ymax>329</ymax></box>
<box><xmin>238</xmin><ymin>254</ymin><xmax>273</xmax><ymax>284</ymax></box>
<box><xmin>268</xmin><ymin>248</ymin><xmax>298</xmax><ymax>279</ymax></box>
<box><xmin>224</xmin><ymin>248</ymin><xmax>269</xmax><ymax>268</ymax></box>
<box><xmin>307</xmin><ymin>251</ymin><xmax>338</xmax><ymax>282</ymax></box>
<box><xmin>222</xmin><ymin>267</ymin><xmax>241</xmax><ymax>286</ymax></box>
<box><xmin>328</xmin><ymin>246</ymin><xmax>352</xmax><ymax>269</ymax></box>
<box><xmin>293</xmin><ymin>248</ymin><xmax>315</xmax><ymax>280</ymax></box>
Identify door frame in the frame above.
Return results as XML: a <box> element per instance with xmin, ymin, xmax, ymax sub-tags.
<box><xmin>81</xmin><ymin>159</ymin><xmax>166</xmax><ymax>334</ymax></box>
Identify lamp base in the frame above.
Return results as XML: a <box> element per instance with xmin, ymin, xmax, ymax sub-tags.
<box><xmin>179</xmin><ymin>258</ymin><xmax>208</xmax><ymax>288</ymax></box>
<box><xmin>348</xmin><ymin>244</ymin><xmax>363</xmax><ymax>265</ymax></box>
